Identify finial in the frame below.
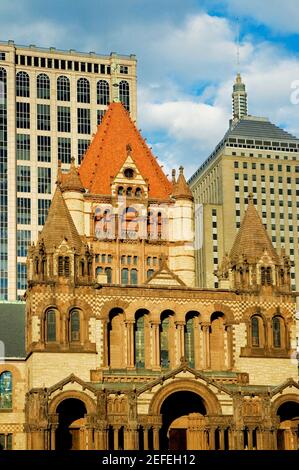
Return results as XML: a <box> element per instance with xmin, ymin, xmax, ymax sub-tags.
<box><xmin>172</xmin><ymin>169</ymin><xmax>176</xmax><ymax>183</ymax></box>
<box><xmin>248</xmin><ymin>193</ymin><xmax>254</xmax><ymax>203</ymax></box>
<box><xmin>70</xmin><ymin>156</ymin><xmax>75</xmax><ymax>167</ymax></box>
<box><xmin>56</xmin><ymin>160</ymin><xmax>62</xmax><ymax>186</ymax></box>
<box><xmin>179</xmin><ymin>166</ymin><xmax>184</xmax><ymax>175</ymax></box>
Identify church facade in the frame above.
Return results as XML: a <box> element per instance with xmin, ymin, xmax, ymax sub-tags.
<box><xmin>0</xmin><ymin>103</ymin><xmax>298</xmax><ymax>451</ymax></box>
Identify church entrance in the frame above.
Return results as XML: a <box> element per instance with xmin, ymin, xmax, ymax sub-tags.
<box><xmin>277</xmin><ymin>401</ymin><xmax>299</xmax><ymax>450</ymax></box>
<box><xmin>160</xmin><ymin>391</ymin><xmax>207</xmax><ymax>450</ymax></box>
<box><xmin>55</xmin><ymin>398</ymin><xmax>87</xmax><ymax>450</ymax></box>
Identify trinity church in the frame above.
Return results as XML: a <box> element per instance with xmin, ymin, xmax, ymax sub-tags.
<box><xmin>0</xmin><ymin>102</ymin><xmax>299</xmax><ymax>451</ymax></box>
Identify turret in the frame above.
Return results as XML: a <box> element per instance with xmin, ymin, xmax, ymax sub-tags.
<box><xmin>60</xmin><ymin>157</ymin><xmax>85</xmax><ymax>236</ymax></box>
<box><xmin>232</xmin><ymin>73</ymin><xmax>248</xmax><ymax>121</ymax></box>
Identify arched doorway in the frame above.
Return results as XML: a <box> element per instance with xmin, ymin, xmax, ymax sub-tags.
<box><xmin>160</xmin><ymin>391</ymin><xmax>207</xmax><ymax>450</ymax></box>
<box><xmin>56</xmin><ymin>398</ymin><xmax>87</xmax><ymax>450</ymax></box>
<box><xmin>276</xmin><ymin>401</ymin><xmax>299</xmax><ymax>450</ymax></box>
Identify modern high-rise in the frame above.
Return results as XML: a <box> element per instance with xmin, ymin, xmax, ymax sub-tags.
<box><xmin>189</xmin><ymin>74</ymin><xmax>299</xmax><ymax>294</ymax></box>
<box><xmin>0</xmin><ymin>40</ymin><xmax>137</xmax><ymax>300</ymax></box>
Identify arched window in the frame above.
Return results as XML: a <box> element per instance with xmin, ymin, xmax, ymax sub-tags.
<box><xmin>135</xmin><ymin>314</ymin><xmax>145</xmax><ymax>368</ymax></box>
<box><xmin>97</xmin><ymin>80</ymin><xmax>109</xmax><ymax>105</ymax></box>
<box><xmin>210</xmin><ymin>312</ymin><xmax>225</xmax><ymax>370</ymax></box>
<box><xmin>185</xmin><ymin>316</ymin><xmax>195</xmax><ymax>368</ymax></box>
<box><xmin>135</xmin><ymin>187</ymin><xmax>142</xmax><ymax>198</ymax></box>
<box><xmin>273</xmin><ymin>316</ymin><xmax>282</xmax><ymax>348</ymax></box>
<box><xmin>37</xmin><ymin>73</ymin><xmax>50</xmax><ymax>99</ymax></box>
<box><xmin>118</xmin><ymin>186</ymin><xmax>124</xmax><ymax>196</ymax></box>
<box><xmin>119</xmin><ymin>80</ymin><xmax>130</xmax><ymax>111</ymax></box>
<box><xmin>130</xmin><ymin>269</ymin><xmax>138</xmax><ymax>285</ymax></box>
<box><xmin>58</xmin><ymin>256</ymin><xmax>70</xmax><ymax>277</ymax></box>
<box><xmin>261</xmin><ymin>266</ymin><xmax>272</xmax><ymax>286</ymax></box>
<box><xmin>16</xmin><ymin>71</ymin><xmax>30</xmax><ymax>97</ymax></box>
<box><xmin>77</xmin><ymin>78</ymin><xmax>90</xmax><ymax>103</ymax></box>
<box><xmin>121</xmin><ymin>268</ymin><xmax>129</xmax><ymax>285</ymax></box>
<box><xmin>46</xmin><ymin>309</ymin><xmax>56</xmax><ymax>342</ymax></box>
<box><xmin>0</xmin><ymin>371</ymin><xmax>12</xmax><ymax>409</ymax></box>
<box><xmin>105</xmin><ymin>267</ymin><xmax>112</xmax><ymax>283</ymax></box>
<box><xmin>96</xmin><ymin>266</ymin><xmax>103</xmax><ymax>276</ymax></box>
<box><xmin>160</xmin><ymin>315</ymin><xmax>170</xmax><ymax>368</ymax></box>
<box><xmin>251</xmin><ymin>316</ymin><xmax>259</xmax><ymax>347</ymax></box>
<box><xmin>70</xmin><ymin>309</ymin><xmax>80</xmax><ymax>342</ymax></box>
<box><xmin>126</xmin><ymin>187</ymin><xmax>132</xmax><ymax>197</ymax></box>
<box><xmin>57</xmin><ymin>76</ymin><xmax>70</xmax><ymax>101</ymax></box>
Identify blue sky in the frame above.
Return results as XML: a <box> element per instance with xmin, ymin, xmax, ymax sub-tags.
<box><xmin>1</xmin><ymin>0</ymin><xmax>299</xmax><ymax>177</ymax></box>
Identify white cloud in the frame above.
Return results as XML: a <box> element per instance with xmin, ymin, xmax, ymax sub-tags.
<box><xmin>223</xmin><ymin>0</ymin><xmax>299</xmax><ymax>35</ymax></box>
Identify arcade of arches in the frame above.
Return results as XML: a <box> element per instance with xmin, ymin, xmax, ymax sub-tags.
<box><xmin>25</xmin><ymin>379</ymin><xmax>299</xmax><ymax>451</ymax></box>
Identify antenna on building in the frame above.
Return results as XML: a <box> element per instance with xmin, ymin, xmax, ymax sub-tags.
<box><xmin>236</xmin><ymin>17</ymin><xmax>240</xmax><ymax>72</ymax></box>
<box><xmin>232</xmin><ymin>18</ymin><xmax>248</xmax><ymax>122</ymax></box>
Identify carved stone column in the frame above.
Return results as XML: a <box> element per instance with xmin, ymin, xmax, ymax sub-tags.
<box><xmin>202</xmin><ymin>323</ymin><xmax>210</xmax><ymax>369</ymax></box>
<box><xmin>126</xmin><ymin>321</ymin><xmax>135</xmax><ymax>369</ymax></box>
<box><xmin>153</xmin><ymin>426</ymin><xmax>160</xmax><ymax>450</ymax></box>
<box><xmin>219</xmin><ymin>428</ymin><xmax>225</xmax><ymax>450</ymax></box>
<box><xmin>143</xmin><ymin>426</ymin><xmax>149</xmax><ymax>451</ymax></box>
<box><xmin>193</xmin><ymin>316</ymin><xmax>201</xmax><ymax>369</ymax></box>
<box><xmin>95</xmin><ymin>423</ymin><xmax>108</xmax><ymax>450</ymax></box>
<box><xmin>124</xmin><ymin>426</ymin><xmax>138</xmax><ymax>450</ymax></box>
<box><xmin>209</xmin><ymin>427</ymin><xmax>216</xmax><ymax>450</ymax></box>
<box><xmin>114</xmin><ymin>426</ymin><xmax>119</xmax><ymax>450</ymax></box>
<box><xmin>151</xmin><ymin>322</ymin><xmax>160</xmax><ymax>370</ymax></box>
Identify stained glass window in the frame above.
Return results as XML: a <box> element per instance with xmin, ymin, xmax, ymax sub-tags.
<box><xmin>0</xmin><ymin>371</ymin><xmax>12</xmax><ymax>409</ymax></box>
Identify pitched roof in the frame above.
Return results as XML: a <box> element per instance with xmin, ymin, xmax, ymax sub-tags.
<box><xmin>0</xmin><ymin>302</ymin><xmax>25</xmax><ymax>359</ymax></box>
<box><xmin>39</xmin><ymin>185</ymin><xmax>83</xmax><ymax>251</ymax></box>
<box><xmin>173</xmin><ymin>166</ymin><xmax>193</xmax><ymax>200</ymax></box>
<box><xmin>79</xmin><ymin>102</ymin><xmax>173</xmax><ymax>199</ymax></box>
<box><xmin>60</xmin><ymin>157</ymin><xmax>85</xmax><ymax>193</ymax></box>
<box><xmin>230</xmin><ymin>195</ymin><xmax>279</xmax><ymax>264</ymax></box>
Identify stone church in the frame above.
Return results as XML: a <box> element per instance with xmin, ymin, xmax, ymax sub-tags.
<box><xmin>0</xmin><ymin>103</ymin><xmax>298</xmax><ymax>451</ymax></box>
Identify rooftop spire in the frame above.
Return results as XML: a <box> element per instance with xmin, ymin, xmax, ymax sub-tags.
<box><xmin>232</xmin><ymin>73</ymin><xmax>248</xmax><ymax>122</ymax></box>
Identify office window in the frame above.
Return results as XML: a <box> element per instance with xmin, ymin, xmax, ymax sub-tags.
<box><xmin>17</xmin><ymin>230</ymin><xmax>31</xmax><ymax>257</ymax></box>
<box><xmin>97</xmin><ymin>80</ymin><xmax>109</xmax><ymax>105</ymax></box>
<box><xmin>77</xmin><ymin>78</ymin><xmax>90</xmax><ymax>103</ymax></box>
<box><xmin>97</xmin><ymin>109</ymin><xmax>105</xmax><ymax>125</ymax></box>
<box><xmin>16</xmin><ymin>71</ymin><xmax>30</xmax><ymax>97</ymax></box>
<box><xmin>0</xmin><ymin>52</ymin><xmax>5</xmax><ymax>60</ymax></box>
<box><xmin>17</xmin><ymin>165</ymin><xmax>30</xmax><ymax>192</ymax></box>
<box><xmin>130</xmin><ymin>269</ymin><xmax>138</xmax><ymax>285</ymax></box>
<box><xmin>17</xmin><ymin>262</ymin><xmax>27</xmax><ymax>290</ymax></box>
<box><xmin>37</xmin><ymin>104</ymin><xmax>50</xmax><ymax>131</ymax></box>
<box><xmin>38</xmin><ymin>167</ymin><xmax>51</xmax><ymax>194</ymax></box>
<box><xmin>78</xmin><ymin>139</ymin><xmax>90</xmax><ymax>164</ymax></box>
<box><xmin>243</xmin><ymin>162</ymin><xmax>247</xmax><ymax>169</ymax></box>
<box><xmin>37</xmin><ymin>73</ymin><xmax>50</xmax><ymax>99</ymax></box>
<box><xmin>119</xmin><ymin>80</ymin><xmax>130</xmax><ymax>111</ymax></box>
<box><xmin>17</xmin><ymin>198</ymin><xmax>31</xmax><ymax>224</ymax></box>
<box><xmin>38</xmin><ymin>199</ymin><xmax>51</xmax><ymax>225</ymax></box>
<box><xmin>57</xmin><ymin>76</ymin><xmax>70</xmax><ymax>101</ymax></box>
<box><xmin>234</xmin><ymin>161</ymin><xmax>239</xmax><ymax>168</ymax></box>
<box><xmin>58</xmin><ymin>137</ymin><xmax>71</xmax><ymax>164</ymax></box>
<box><xmin>77</xmin><ymin>108</ymin><xmax>90</xmax><ymax>134</ymax></box>
<box><xmin>252</xmin><ymin>163</ymin><xmax>256</xmax><ymax>169</ymax></box>
<box><xmin>120</xmin><ymin>65</ymin><xmax>128</xmax><ymax>74</ymax></box>
<box><xmin>57</xmin><ymin>106</ymin><xmax>70</xmax><ymax>133</ymax></box>
<box><xmin>16</xmin><ymin>134</ymin><xmax>30</xmax><ymax>160</ymax></box>
<box><xmin>37</xmin><ymin>135</ymin><xmax>51</xmax><ymax>162</ymax></box>
<box><xmin>16</xmin><ymin>102</ymin><xmax>30</xmax><ymax>129</ymax></box>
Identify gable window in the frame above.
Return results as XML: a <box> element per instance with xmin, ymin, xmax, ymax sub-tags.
<box><xmin>272</xmin><ymin>317</ymin><xmax>282</xmax><ymax>348</ymax></box>
<box><xmin>70</xmin><ymin>309</ymin><xmax>80</xmax><ymax>342</ymax></box>
<box><xmin>46</xmin><ymin>309</ymin><xmax>56</xmax><ymax>342</ymax></box>
<box><xmin>251</xmin><ymin>316</ymin><xmax>260</xmax><ymax>347</ymax></box>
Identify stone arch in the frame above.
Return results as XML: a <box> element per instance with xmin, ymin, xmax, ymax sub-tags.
<box><xmin>271</xmin><ymin>393</ymin><xmax>299</xmax><ymax>417</ymax></box>
<box><xmin>148</xmin><ymin>379</ymin><xmax>221</xmax><ymax>416</ymax></box>
<box><xmin>212</xmin><ymin>304</ymin><xmax>235</xmax><ymax>324</ymax></box>
<box><xmin>48</xmin><ymin>390</ymin><xmax>96</xmax><ymax>415</ymax></box>
<box><xmin>100</xmin><ymin>299</ymin><xmax>130</xmax><ymax>320</ymax></box>
<box><xmin>65</xmin><ymin>299</ymin><xmax>94</xmax><ymax>320</ymax></box>
<box><xmin>242</xmin><ymin>306</ymin><xmax>267</xmax><ymax>323</ymax></box>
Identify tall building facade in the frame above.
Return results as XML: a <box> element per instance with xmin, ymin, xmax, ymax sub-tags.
<box><xmin>189</xmin><ymin>75</ymin><xmax>299</xmax><ymax>294</ymax></box>
<box><xmin>0</xmin><ymin>103</ymin><xmax>298</xmax><ymax>451</ymax></box>
<box><xmin>0</xmin><ymin>40</ymin><xmax>137</xmax><ymax>301</ymax></box>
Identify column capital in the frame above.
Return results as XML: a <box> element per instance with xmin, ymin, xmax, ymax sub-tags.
<box><xmin>175</xmin><ymin>321</ymin><xmax>185</xmax><ymax>327</ymax></box>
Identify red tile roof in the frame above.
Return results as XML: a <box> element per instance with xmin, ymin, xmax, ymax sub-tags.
<box><xmin>79</xmin><ymin>102</ymin><xmax>173</xmax><ymax>199</ymax></box>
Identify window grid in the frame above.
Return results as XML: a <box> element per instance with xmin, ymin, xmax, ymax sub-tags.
<box><xmin>38</xmin><ymin>167</ymin><xmax>51</xmax><ymax>194</ymax></box>
<box><xmin>16</xmin><ymin>102</ymin><xmax>30</xmax><ymax>129</ymax></box>
<box><xmin>58</xmin><ymin>137</ymin><xmax>71</xmax><ymax>164</ymax></box>
<box><xmin>77</xmin><ymin>78</ymin><xmax>90</xmax><ymax>103</ymax></box>
<box><xmin>16</xmin><ymin>165</ymin><xmax>31</xmax><ymax>192</ymax></box>
<box><xmin>77</xmin><ymin>108</ymin><xmax>90</xmax><ymax>134</ymax></box>
<box><xmin>17</xmin><ymin>262</ymin><xmax>27</xmax><ymax>290</ymax></box>
<box><xmin>78</xmin><ymin>139</ymin><xmax>90</xmax><ymax>164</ymax></box>
<box><xmin>119</xmin><ymin>80</ymin><xmax>130</xmax><ymax>111</ymax></box>
<box><xmin>17</xmin><ymin>198</ymin><xmax>31</xmax><ymax>224</ymax></box>
<box><xmin>16</xmin><ymin>134</ymin><xmax>30</xmax><ymax>160</ymax></box>
<box><xmin>16</xmin><ymin>71</ymin><xmax>30</xmax><ymax>97</ymax></box>
<box><xmin>57</xmin><ymin>76</ymin><xmax>70</xmax><ymax>101</ymax></box>
<box><xmin>57</xmin><ymin>106</ymin><xmax>71</xmax><ymax>133</ymax></box>
<box><xmin>37</xmin><ymin>73</ymin><xmax>50</xmax><ymax>99</ymax></box>
<box><xmin>37</xmin><ymin>135</ymin><xmax>51</xmax><ymax>162</ymax></box>
<box><xmin>17</xmin><ymin>230</ymin><xmax>31</xmax><ymax>257</ymax></box>
<box><xmin>0</xmin><ymin>67</ymin><xmax>7</xmax><ymax>298</ymax></box>
<box><xmin>97</xmin><ymin>80</ymin><xmax>109</xmax><ymax>105</ymax></box>
<box><xmin>38</xmin><ymin>199</ymin><xmax>51</xmax><ymax>225</ymax></box>
<box><xmin>37</xmin><ymin>104</ymin><xmax>50</xmax><ymax>131</ymax></box>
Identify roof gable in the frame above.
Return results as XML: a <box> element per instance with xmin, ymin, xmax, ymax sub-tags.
<box><xmin>79</xmin><ymin>103</ymin><xmax>173</xmax><ymax>199</ymax></box>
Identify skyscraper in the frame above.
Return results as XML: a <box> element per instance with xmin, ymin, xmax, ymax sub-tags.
<box><xmin>0</xmin><ymin>40</ymin><xmax>137</xmax><ymax>300</ymax></box>
<box><xmin>189</xmin><ymin>74</ymin><xmax>299</xmax><ymax>293</ymax></box>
